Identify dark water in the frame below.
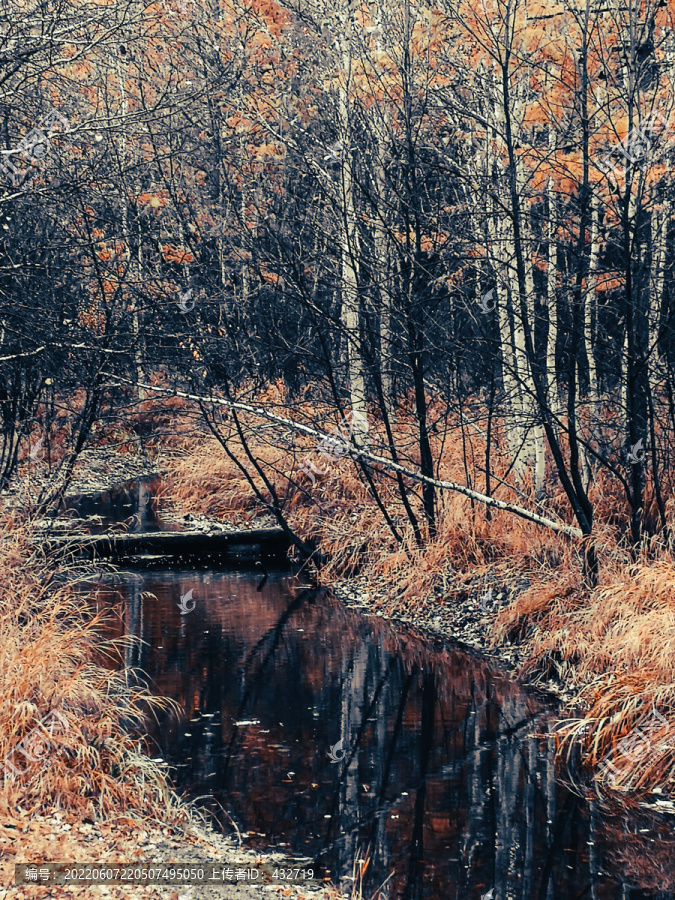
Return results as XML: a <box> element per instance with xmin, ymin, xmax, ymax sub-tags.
<box><xmin>85</xmin><ymin>567</ymin><xmax>675</xmax><ymax>900</ymax></box>
<box><xmin>59</xmin><ymin>475</ymin><xmax>166</xmax><ymax>532</ymax></box>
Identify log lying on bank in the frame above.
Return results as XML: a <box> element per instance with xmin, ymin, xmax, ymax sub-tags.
<box><xmin>42</xmin><ymin>527</ymin><xmax>290</xmax><ymax>566</ymax></box>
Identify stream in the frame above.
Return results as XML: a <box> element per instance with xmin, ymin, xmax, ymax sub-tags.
<box><xmin>64</xmin><ymin>479</ymin><xmax>675</xmax><ymax>899</ymax></box>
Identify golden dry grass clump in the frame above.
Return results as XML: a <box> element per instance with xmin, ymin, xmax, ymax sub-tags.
<box><xmin>0</xmin><ymin>517</ymin><xmax>183</xmax><ymax>826</ymax></box>
<box><xmin>493</xmin><ymin>560</ymin><xmax>675</xmax><ymax>793</ymax></box>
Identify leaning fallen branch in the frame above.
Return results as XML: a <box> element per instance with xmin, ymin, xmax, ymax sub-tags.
<box><xmin>102</xmin><ymin>375</ymin><xmax>584</xmax><ymax>540</ymax></box>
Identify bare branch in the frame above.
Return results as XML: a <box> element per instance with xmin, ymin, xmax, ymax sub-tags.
<box><xmin>102</xmin><ymin>375</ymin><xmax>584</xmax><ymax>540</ymax></box>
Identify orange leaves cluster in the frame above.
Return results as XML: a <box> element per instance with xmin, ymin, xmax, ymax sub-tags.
<box><xmin>161</xmin><ymin>244</ymin><xmax>195</xmax><ymax>264</ymax></box>
<box><xmin>392</xmin><ymin>231</ymin><xmax>449</xmax><ymax>252</ymax></box>
<box><xmin>96</xmin><ymin>238</ymin><xmax>127</xmax><ymax>263</ymax></box>
<box><xmin>254</xmin><ymin>142</ymin><xmax>284</xmax><ymax>161</ymax></box>
<box><xmin>78</xmin><ymin>300</ymin><xmax>106</xmax><ymax>335</ymax></box>
<box><xmin>247</xmin><ymin>0</ymin><xmax>291</xmax><ymax>38</ymax></box>
<box><xmin>139</xmin><ymin>192</ymin><xmax>168</xmax><ymax>212</ymax></box>
<box><xmin>231</xmin><ymin>248</ymin><xmax>252</xmax><ymax>262</ymax></box>
<box><xmin>259</xmin><ymin>265</ymin><xmax>279</xmax><ymax>284</ymax></box>
<box><xmin>251</xmin><ymin>32</ymin><xmax>273</xmax><ymax>50</ymax></box>
<box><xmin>595</xmin><ymin>274</ymin><xmax>624</xmax><ymax>293</ymax></box>
<box><xmin>227</xmin><ymin>114</ymin><xmax>254</xmax><ymax>133</ymax></box>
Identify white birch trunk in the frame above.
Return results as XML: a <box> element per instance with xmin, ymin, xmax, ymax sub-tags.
<box><xmin>519</xmin><ymin>173</ymin><xmax>546</xmax><ymax>498</ymax></box>
<box><xmin>650</xmin><ymin>172</ymin><xmax>670</xmax><ymax>386</ymax></box>
<box><xmin>620</xmin><ymin>188</ymin><xmax>639</xmax><ymax>433</ymax></box>
<box><xmin>546</xmin><ymin>134</ymin><xmax>559</xmax><ymax>425</ymax></box>
<box><xmin>489</xmin><ymin>80</ymin><xmax>533</xmax><ymax>484</ymax></box>
<box><xmin>486</xmin><ymin>192</ymin><xmax>524</xmax><ymax>472</ymax></box>
<box><xmin>501</xmin><ymin>215</ymin><xmax>531</xmax><ymax>484</ymax></box>
<box><xmin>582</xmin><ymin>197</ymin><xmax>599</xmax><ymax>489</ymax></box>
<box><xmin>240</xmin><ymin>155</ymin><xmax>249</xmax><ymax>306</ymax></box>
<box><xmin>371</xmin><ymin>12</ymin><xmax>394</xmax><ymax>423</ymax></box>
<box><xmin>374</xmin><ymin>111</ymin><xmax>394</xmax><ymax>420</ymax></box>
<box><xmin>116</xmin><ymin>58</ymin><xmax>145</xmax><ymax>401</ymax></box>
<box><xmin>337</xmin><ymin>7</ymin><xmax>368</xmax><ymax>446</ymax></box>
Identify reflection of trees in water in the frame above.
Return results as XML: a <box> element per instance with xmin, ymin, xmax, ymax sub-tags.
<box><xmin>124</xmin><ymin>575</ymin><xmax>144</xmax><ymax>670</ymax></box>
<box><xmin>598</xmin><ymin>808</ymin><xmax>675</xmax><ymax>895</ymax></box>
<box><xmin>217</xmin><ymin>587</ymin><xmax>314</xmax><ymax>783</ymax></box>
<box><xmin>402</xmin><ymin>669</ymin><xmax>434</xmax><ymax>900</ymax></box>
<box><xmin>97</xmin><ymin>575</ymin><xmax>675</xmax><ymax>899</ymax></box>
<box><xmin>64</xmin><ymin>475</ymin><xmax>161</xmax><ymax>532</ymax></box>
<box><xmin>339</xmin><ymin>643</ymin><xmax>368</xmax><ymax>871</ymax></box>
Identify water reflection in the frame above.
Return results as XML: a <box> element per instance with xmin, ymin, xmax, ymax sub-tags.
<box><xmin>88</xmin><ymin>569</ymin><xmax>675</xmax><ymax>899</ymax></box>
<box><xmin>60</xmin><ymin>476</ymin><xmax>163</xmax><ymax>532</ymax></box>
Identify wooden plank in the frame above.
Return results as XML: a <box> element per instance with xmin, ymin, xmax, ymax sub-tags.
<box><xmin>42</xmin><ymin>527</ymin><xmax>290</xmax><ymax>564</ymax></box>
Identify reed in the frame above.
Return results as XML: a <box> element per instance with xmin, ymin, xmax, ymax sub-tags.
<box><xmin>0</xmin><ymin>517</ymin><xmax>184</xmax><ymax>825</ymax></box>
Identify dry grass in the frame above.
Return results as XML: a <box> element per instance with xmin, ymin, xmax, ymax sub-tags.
<box><xmin>154</xmin><ymin>397</ymin><xmax>562</xmax><ymax>607</ymax></box>
<box><xmin>0</xmin><ymin>506</ymin><xmax>354</xmax><ymax>899</ymax></box>
<box><xmin>0</xmin><ymin>516</ymin><xmax>187</xmax><ymax>826</ymax></box>
<box><xmin>493</xmin><ymin>559</ymin><xmax>675</xmax><ymax>793</ymax></box>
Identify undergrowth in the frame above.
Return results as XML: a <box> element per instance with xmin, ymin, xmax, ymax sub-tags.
<box><xmin>0</xmin><ymin>516</ymin><xmax>188</xmax><ymax>827</ymax></box>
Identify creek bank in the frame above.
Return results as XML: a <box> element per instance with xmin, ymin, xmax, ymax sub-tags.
<box><xmin>4</xmin><ymin>454</ymin><xmax>345</xmax><ymax>899</ymax></box>
<box><xmin>42</xmin><ymin>526</ymin><xmax>290</xmax><ymax>567</ymax></box>
<box><xmin>331</xmin><ymin>574</ymin><xmax>675</xmax><ymax>815</ymax></box>
<box><xmin>2</xmin><ymin>813</ymin><xmax>345</xmax><ymax>900</ymax></box>
<box><xmin>330</xmin><ymin>572</ymin><xmax>579</xmax><ymax>703</ymax></box>
<box><xmin>3</xmin><ymin>450</ymin><xmax>164</xmax><ymax>511</ymax></box>
<box><xmin>17</xmin><ymin>451</ymin><xmax>671</xmax><ymax>805</ymax></box>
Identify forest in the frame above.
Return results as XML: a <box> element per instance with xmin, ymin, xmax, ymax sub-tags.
<box><xmin>2</xmin><ymin>0</ymin><xmax>675</xmax><ymax>896</ymax></box>
<box><xmin>2</xmin><ymin>0</ymin><xmax>675</xmax><ymax>554</ymax></box>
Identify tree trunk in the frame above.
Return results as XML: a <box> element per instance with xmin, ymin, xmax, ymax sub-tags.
<box><xmin>582</xmin><ymin>196</ymin><xmax>599</xmax><ymax>488</ymax></box>
<box><xmin>546</xmin><ymin>157</ymin><xmax>559</xmax><ymax>423</ymax></box>
<box><xmin>337</xmin><ymin>7</ymin><xmax>368</xmax><ymax>447</ymax></box>
<box><xmin>116</xmin><ymin>57</ymin><xmax>145</xmax><ymax>400</ymax></box>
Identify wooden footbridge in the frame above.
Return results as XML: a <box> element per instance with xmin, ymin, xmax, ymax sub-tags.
<box><xmin>43</xmin><ymin>527</ymin><xmax>290</xmax><ymax>567</ymax></box>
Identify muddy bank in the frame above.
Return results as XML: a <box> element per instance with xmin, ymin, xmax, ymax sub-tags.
<box><xmin>331</xmin><ymin>571</ymin><xmax>577</xmax><ymax>700</ymax></box>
